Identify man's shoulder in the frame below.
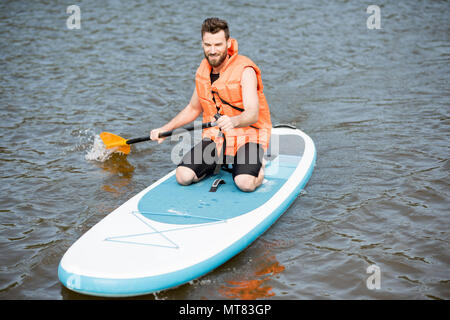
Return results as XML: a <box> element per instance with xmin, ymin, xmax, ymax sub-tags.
<box><xmin>234</xmin><ymin>54</ymin><xmax>255</xmax><ymax>66</ymax></box>
<box><xmin>233</xmin><ymin>55</ymin><xmax>261</xmax><ymax>78</ymax></box>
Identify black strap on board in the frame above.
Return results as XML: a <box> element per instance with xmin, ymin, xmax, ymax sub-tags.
<box><xmin>209</xmin><ymin>178</ymin><xmax>226</xmax><ymax>192</ymax></box>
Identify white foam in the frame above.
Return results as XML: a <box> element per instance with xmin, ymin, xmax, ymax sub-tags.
<box><xmin>84</xmin><ymin>134</ymin><xmax>114</xmax><ymax>162</ymax></box>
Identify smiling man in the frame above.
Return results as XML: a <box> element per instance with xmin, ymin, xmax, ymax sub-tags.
<box><xmin>150</xmin><ymin>17</ymin><xmax>272</xmax><ymax>192</ymax></box>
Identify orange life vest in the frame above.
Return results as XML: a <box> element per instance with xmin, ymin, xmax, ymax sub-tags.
<box><xmin>195</xmin><ymin>38</ymin><xmax>272</xmax><ymax>156</ymax></box>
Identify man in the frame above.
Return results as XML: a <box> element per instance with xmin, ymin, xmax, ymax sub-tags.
<box><xmin>150</xmin><ymin>17</ymin><xmax>271</xmax><ymax>192</ymax></box>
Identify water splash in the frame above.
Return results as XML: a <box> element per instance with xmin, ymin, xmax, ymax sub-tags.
<box><xmin>84</xmin><ymin>134</ymin><xmax>115</xmax><ymax>162</ymax></box>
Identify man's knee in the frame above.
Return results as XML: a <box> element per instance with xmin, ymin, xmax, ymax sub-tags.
<box><xmin>234</xmin><ymin>174</ymin><xmax>257</xmax><ymax>192</ymax></box>
<box><xmin>176</xmin><ymin>166</ymin><xmax>196</xmax><ymax>186</ymax></box>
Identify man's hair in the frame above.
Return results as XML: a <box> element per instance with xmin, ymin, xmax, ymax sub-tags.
<box><xmin>201</xmin><ymin>17</ymin><xmax>230</xmax><ymax>40</ymax></box>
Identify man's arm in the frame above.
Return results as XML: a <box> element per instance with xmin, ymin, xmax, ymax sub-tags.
<box><xmin>150</xmin><ymin>88</ymin><xmax>203</xmax><ymax>143</ymax></box>
<box><xmin>216</xmin><ymin>67</ymin><xmax>259</xmax><ymax>131</ymax></box>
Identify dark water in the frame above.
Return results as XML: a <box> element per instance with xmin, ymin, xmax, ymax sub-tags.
<box><xmin>1</xmin><ymin>0</ymin><xmax>449</xmax><ymax>299</ymax></box>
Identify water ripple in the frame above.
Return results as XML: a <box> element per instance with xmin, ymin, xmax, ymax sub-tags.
<box><xmin>0</xmin><ymin>0</ymin><xmax>449</xmax><ymax>300</ymax></box>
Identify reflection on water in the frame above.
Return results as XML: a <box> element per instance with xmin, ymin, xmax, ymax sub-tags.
<box><xmin>97</xmin><ymin>153</ymin><xmax>135</xmax><ymax>195</ymax></box>
<box><xmin>219</xmin><ymin>255</ymin><xmax>285</xmax><ymax>300</ymax></box>
<box><xmin>97</xmin><ymin>153</ymin><xmax>135</xmax><ymax>177</ymax></box>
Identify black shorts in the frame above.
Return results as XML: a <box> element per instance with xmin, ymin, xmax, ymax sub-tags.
<box><xmin>177</xmin><ymin>139</ymin><xmax>264</xmax><ymax>180</ymax></box>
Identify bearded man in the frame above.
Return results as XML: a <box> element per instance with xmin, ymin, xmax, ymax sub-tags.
<box><xmin>150</xmin><ymin>17</ymin><xmax>272</xmax><ymax>192</ymax></box>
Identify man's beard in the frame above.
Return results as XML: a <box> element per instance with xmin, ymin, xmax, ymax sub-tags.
<box><xmin>204</xmin><ymin>49</ymin><xmax>228</xmax><ymax>68</ymax></box>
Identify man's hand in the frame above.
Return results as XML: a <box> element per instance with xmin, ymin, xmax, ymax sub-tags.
<box><xmin>216</xmin><ymin>115</ymin><xmax>237</xmax><ymax>132</ymax></box>
<box><xmin>150</xmin><ymin>127</ymin><xmax>168</xmax><ymax>144</ymax></box>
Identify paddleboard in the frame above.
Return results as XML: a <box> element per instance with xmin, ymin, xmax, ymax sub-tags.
<box><xmin>58</xmin><ymin>125</ymin><xmax>316</xmax><ymax>297</ymax></box>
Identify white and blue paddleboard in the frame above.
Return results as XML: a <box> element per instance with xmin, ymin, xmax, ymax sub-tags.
<box><xmin>58</xmin><ymin>125</ymin><xmax>316</xmax><ymax>297</ymax></box>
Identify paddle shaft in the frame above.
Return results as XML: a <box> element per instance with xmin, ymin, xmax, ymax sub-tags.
<box><xmin>125</xmin><ymin>122</ymin><xmax>216</xmax><ymax>145</ymax></box>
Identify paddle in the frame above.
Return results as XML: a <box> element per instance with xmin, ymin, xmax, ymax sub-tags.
<box><xmin>100</xmin><ymin>121</ymin><xmax>217</xmax><ymax>155</ymax></box>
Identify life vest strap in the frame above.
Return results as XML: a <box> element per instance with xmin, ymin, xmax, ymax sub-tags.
<box><xmin>211</xmin><ymin>90</ymin><xmax>259</xmax><ymax>130</ymax></box>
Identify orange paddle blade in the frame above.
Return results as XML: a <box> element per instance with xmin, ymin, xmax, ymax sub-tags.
<box><xmin>100</xmin><ymin>132</ymin><xmax>131</xmax><ymax>155</ymax></box>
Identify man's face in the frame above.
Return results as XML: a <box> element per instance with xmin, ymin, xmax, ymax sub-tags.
<box><xmin>202</xmin><ymin>30</ymin><xmax>230</xmax><ymax>68</ymax></box>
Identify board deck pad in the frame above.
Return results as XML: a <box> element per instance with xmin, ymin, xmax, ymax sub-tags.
<box><xmin>137</xmin><ymin>154</ymin><xmax>301</xmax><ymax>225</ymax></box>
